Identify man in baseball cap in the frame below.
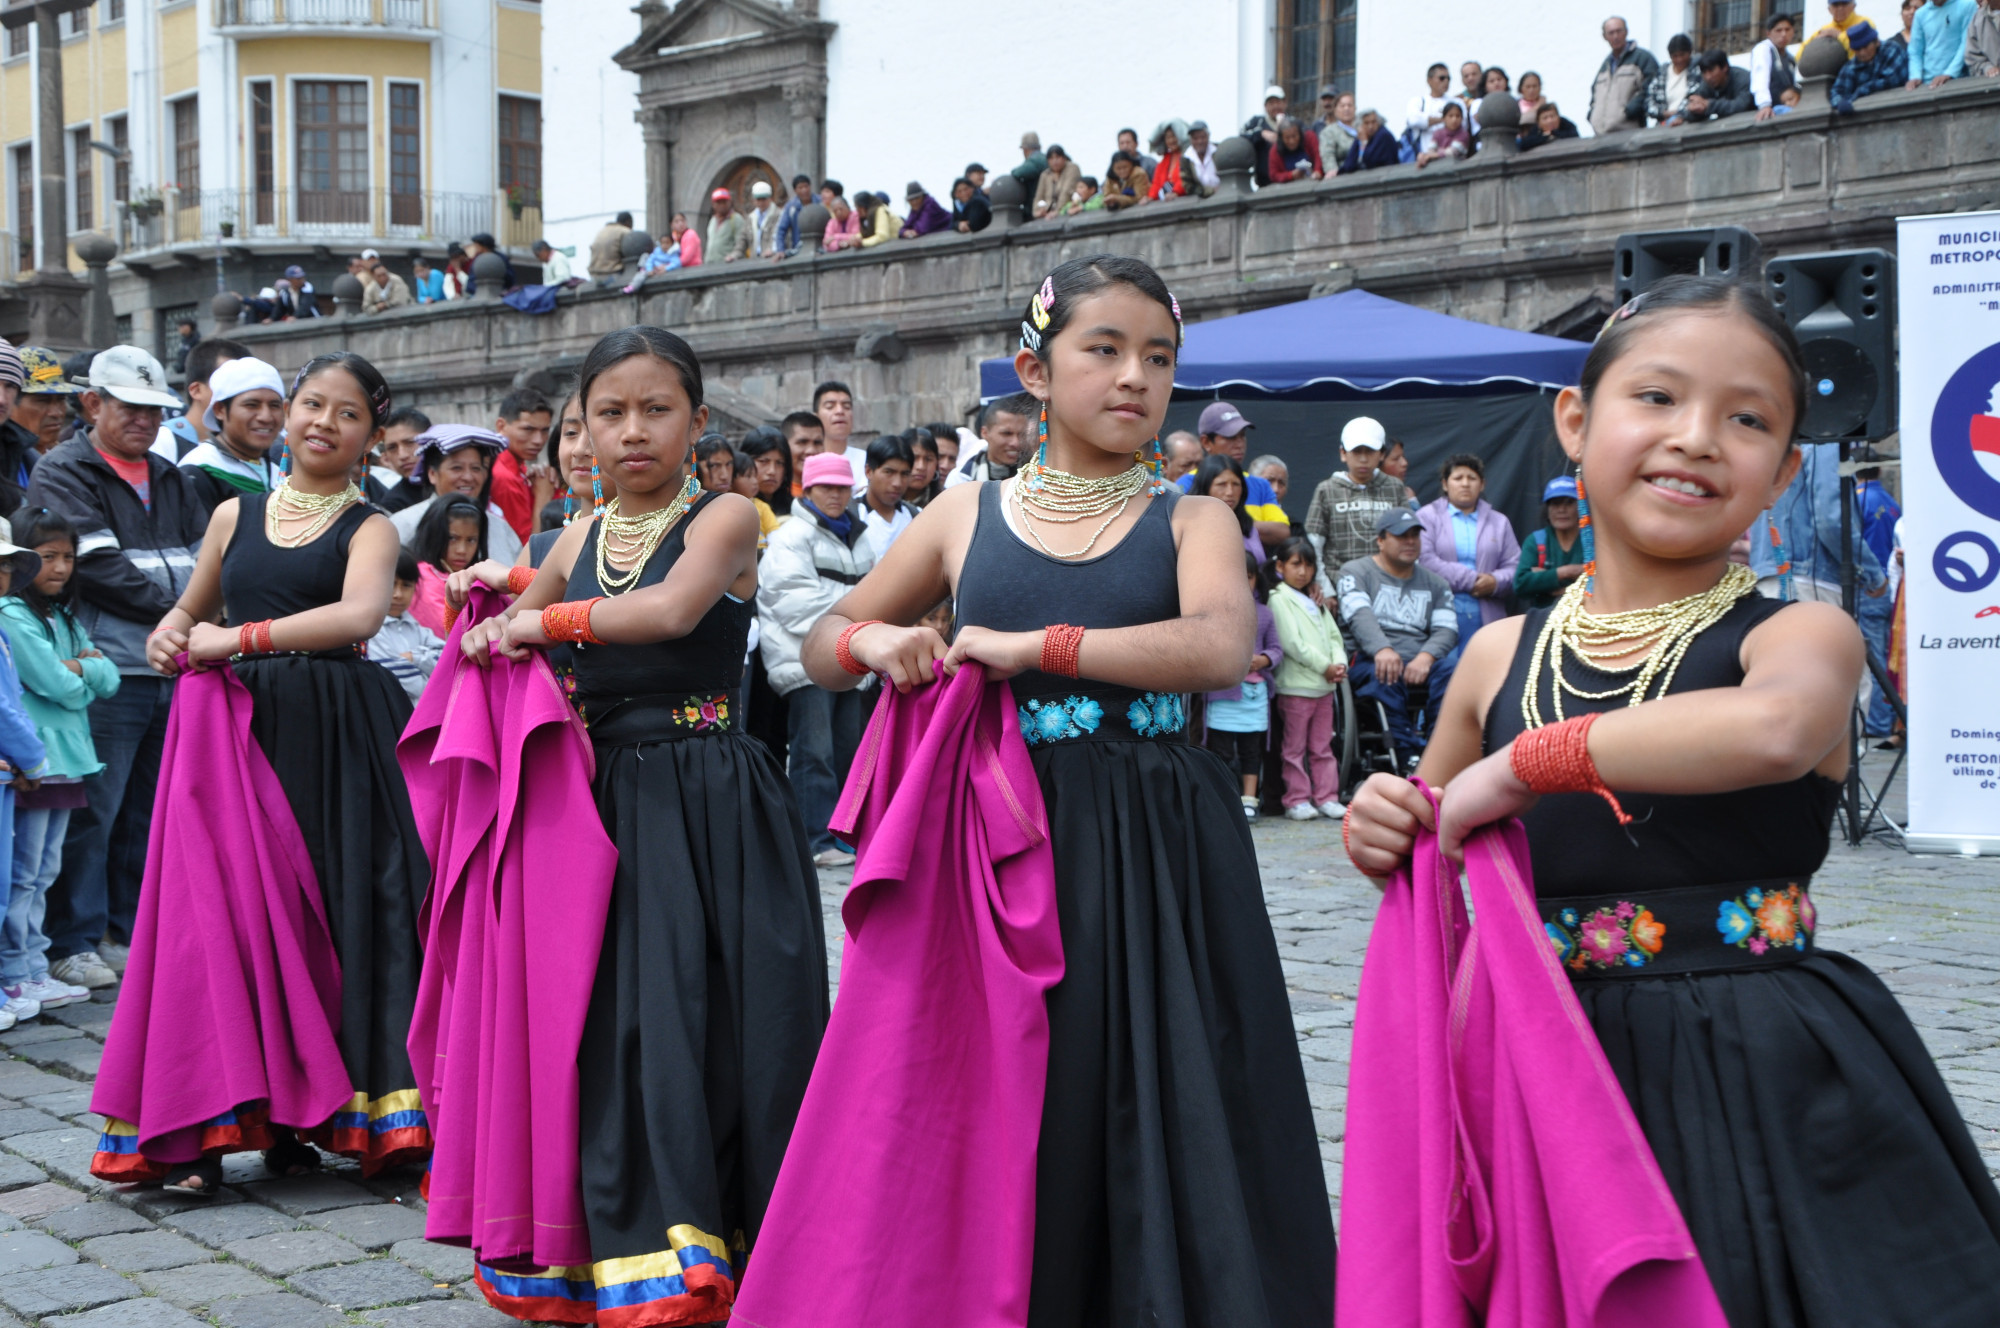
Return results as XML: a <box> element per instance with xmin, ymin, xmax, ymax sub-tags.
<box><xmin>26</xmin><ymin>343</ymin><xmax>208</xmax><ymax>991</ymax></box>
<box><xmin>708</xmin><ymin>186</ymin><xmax>747</xmax><ymax>264</ymax></box>
<box><xmin>7</xmin><ymin>346</ymin><xmax>80</xmax><ymax>467</ymax></box>
<box><xmin>1183</xmin><ymin>401</ymin><xmax>1291</xmax><ymax>545</ymax></box>
<box><xmin>179</xmin><ymin>355</ymin><xmax>285</xmax><ymax>513</ymax></box>
<box><xmin>1303</xmin><ymin>414</ymin><xmax>1407</xmax><ymax>584</ymax></box>
<box><xmin>0</xmin><ymin>341</ymin><xmax>33</xmax><ymax>511</ymax></box>
<box><xmin>1331</xmin><ymin>504</ymin><xmax>1459</xmax><ymax>771</ymax></box>
<box><xmin>1518</xmin><ymin>476</ymin><xmax>1587</xmax><ymax>611</ymax></box>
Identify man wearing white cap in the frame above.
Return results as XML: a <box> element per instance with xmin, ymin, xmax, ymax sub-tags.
<box><xmin>177</xmin><ymin>355</ymin><xmax>285</xmax><ymax>514</ymax></box>
<box><xmin>1241</xmin><ymin>84</ymin><xmax>1289</xmax><ymax>187</ymax></box>
<box><xmin>744</xmin><ymin>181</ymin><xmax>782</xmax><ymax>259</ymax></box>
<box><xmin>27</xmin><ymin>346</ymin><xmax>205</xmax><ymax>991</ymax></box>
<box><xmin>1304</xmin><ymin>415</ymin><xmax>1408</xmax><ymax>594</ymax></box>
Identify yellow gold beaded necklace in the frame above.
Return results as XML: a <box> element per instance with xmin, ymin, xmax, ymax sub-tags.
<box><xmin>594</xmin><ymin>471</ymin><xmax>701</xmax><ymax>595</ymax></box>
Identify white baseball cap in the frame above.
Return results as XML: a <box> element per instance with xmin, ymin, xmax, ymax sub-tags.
<box><xmin>1264</xmin><ymin>84</ymin><xmax>1287</xmax><ymax>102</ymax></box>
<box><xmin>1340</xmin><ymin>416</ymin><xmax>1387</xmax><ymax>451</ymax></box>
<box><xmin>201</xmin><ymin>355</ymin><xmax>286</xmax><ymax>433</ymax></box>
<box><xmin>86</xmin><ymin>346</ymin><xmax>181</xmax><ymax>410</ymax></box>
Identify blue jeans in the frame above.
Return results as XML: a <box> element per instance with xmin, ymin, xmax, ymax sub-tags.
<box><xmin>47</xmin><ymin>673</ymin><xmax>172</xmax><ymax>960</ymax></box>
<box><xmin>785</xmin><ymin>684</ymin><xmax>869</xmax><ymax>854</ymax></box>
<box><xmin>1351</xmin><ymin>652</ymin><xmax>1457</xmax><ymax>755</ymax></box>
<box><xmin>5</xmin><ymin>805</ymin><xmax>68</xmax><ymax>984</ymax></box>
<box><xmin>1859</xmin><ymin>594</ymin><xmax>1896</xmax><ymax>736</ymax></box>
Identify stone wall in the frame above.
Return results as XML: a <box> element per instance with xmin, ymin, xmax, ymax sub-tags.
<box><xmin>218</xmin><ymin>78</ymin><xmax>2000</xmax><ymax>438</ymax></box>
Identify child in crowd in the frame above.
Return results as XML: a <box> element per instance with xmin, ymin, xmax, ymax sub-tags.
<box><xmin>1062</xmin><ymin>177</ymin><xmax>1102</xmax><ymax>215</ymax></box>
<box><xmin>1205</xmin><ymin>551</ymin><xmax>1283</xmax><ymax>820</ymax></box>
<box><xmin>1267</xmin><ymin>535</ymin><xmax>1347</xmax><ymax>821</ymax></box>
<box><xmin>757</xmin><ymin>451</ymin><xmax>875</xmax><ymax>868</ymax></box>
<box><xmin>367</xmin><ymin>550</ymin><xmax>443</xmax><ymax>704</ymax></box>
<box><xmin>1304</xmin><ymin>416</ymin><xmax>1408</xmax><ymax>594</ymax></box>
<box><xmin>409</xmin><ymin>498</ymin><xmax>486</xmax><ymax>638</ymax></box>
<box><xmin>0</xmin><ymin>522</ymin><xmax>78</xmax><ymax>1026</ymax></box>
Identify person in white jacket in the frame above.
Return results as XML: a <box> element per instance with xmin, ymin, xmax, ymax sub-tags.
<box><xmin>756</xmin><ymin>452</ymin><xmax>875</xmax><ymax>866</ymax></box>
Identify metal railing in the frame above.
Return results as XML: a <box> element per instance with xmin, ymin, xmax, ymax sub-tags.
<box><xmin>214</xmin><ymin>0</ymin><xmax>435</xmax><ymax>29</ymax></box>
<box><xmin>125</xmin><ymin>187</ymin><xmax>536</xmax><ymax>252</ymax></box>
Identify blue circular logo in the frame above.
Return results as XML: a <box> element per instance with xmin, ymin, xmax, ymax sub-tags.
<box><xmin>1817</xmin><ymin>378</ymin><xmax>1835</xmax><ymax>397</ymax></box>
<box><xmin>1931</xmin><ymin>341</ymin><xmax>2000</xmax><ymax>523</ymax></box>
<box><xmin>1935</xmin><ymin>531</ymin><xmax>2000</xmax><ymax>593</ymax></box>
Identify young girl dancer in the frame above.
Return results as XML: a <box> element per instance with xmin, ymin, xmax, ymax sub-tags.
<box><xmin>457</xmin><ymin>326</ymin><xmax>827</xmax><ymax>1325</ymax></box>
<box><xmin>798</xmin><ymin>255</ymin><xmax>1335</xmax><ymax>1327</ymax></box>
<box><xmin>1345</xmin><ymin>276</ymin><xmax>2000</xmax><ymax>1325</ymax></box>
<box><xmin>96</xmin><ymin>351</ymin><xmax>431</xmax><ymax>1193</ymax></box>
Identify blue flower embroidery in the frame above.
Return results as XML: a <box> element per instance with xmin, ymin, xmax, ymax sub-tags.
<box><xmin>1018</xmin><ymin>696</ymin><xmax>1104</xmax><ymax>747</ymax></box>
<box><xmin>1545</xmin><ymin>922</ymin><xmax>1574</xmax><ymax>964</ymax></box>
<box><xmin>1127</xmin><ymin>691</ymin><xmax>1188</xmax><ymax>738</ymax></box>
<box><xmin>1717</xmin><ymin>900</ymin><xmax>1755</xmax><ymax>945</ymax></box>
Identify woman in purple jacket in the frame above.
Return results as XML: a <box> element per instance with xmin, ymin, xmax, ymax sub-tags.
<box><xmin>1417</xmin><ymin>452</ymin><xmax>1520</xmax><ymax>658</ymax></box>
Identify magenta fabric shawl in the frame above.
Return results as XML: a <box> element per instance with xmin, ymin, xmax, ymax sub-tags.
<box><xmin>92</xmin><ymin>664</ymin><xmax>352</xmax><ymax>1158</ymax></box>
<box><xmin>1338</xmin><ymin>795</ymin><xmax>1728</xmax><ymax>1328</ymax></box>
<box><xmin>400</xmin><ymin>587</ymin><xmax>616</xmax><ymax>1269</ymax></box>
<box><xmin>734</xmin><ymin>664</ymin><xmax>1063</xmax><ymax>1328</ymax></box>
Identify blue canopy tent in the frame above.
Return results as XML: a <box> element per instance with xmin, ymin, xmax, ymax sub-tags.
<box><xmin>978</xmin><ymin>289</ymin><xmax>1592</xmax><ymax>540</ymax></box>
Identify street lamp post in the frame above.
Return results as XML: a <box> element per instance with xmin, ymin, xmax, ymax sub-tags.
<box><xmin>0</xmin><ymin>0</ymin><xmax>98</xmax><ymax>351</ymax></box>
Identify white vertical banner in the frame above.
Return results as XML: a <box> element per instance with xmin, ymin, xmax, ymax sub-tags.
<box><xmin>1898</xmin><ymin>212</ymin><xmax>2000</xmax><ymax>854</ymax></box>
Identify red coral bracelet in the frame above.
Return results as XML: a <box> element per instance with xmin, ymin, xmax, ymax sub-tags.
<box><xmin>835</xmin><ymin>620</ymin><xmax>882</xmax><ymax>676</ymax></box>
<box><xmin>541</xmin><ymin>598</ymin><xmax>606</xmax><ymax>645</ymax></box>
<box><xmin>1509</xmin><ymin>712</ymin><xmax>1633</xmax><ymax>827</ymax></box>
<box><xmin>237</xmin><ymin>619</ymin><xmax>274</xmax><ymax>656</ymax></box>
<box><xmin>506</xmin><ymin>566</ymin><xmax>535</xmax><ymax>596</ymax></box>
<box><xmin>1040</xmin><ymin>623</ymin><xmax>1085</xmax><ymax>678</ymax></box>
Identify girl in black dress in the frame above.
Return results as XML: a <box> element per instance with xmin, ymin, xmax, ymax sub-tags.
<box><xmin>104</xmin><ymin>351</ymin><xmax>430</xmax><ymax>1193</ymax></box>
<box><xmin>1345</xmin><ymin>276</ymin><xmax>2000</xmax><ymax>1327</ymax></box>
<box><xmin>457</xmin><ymin>327</ymin><xmax>826</xmax><ymax>1326</ymax></box>
<box><xmin>799</xmin><ymin>255</ymin><xmax>1336</xmax><ymax>1328</ymax></box>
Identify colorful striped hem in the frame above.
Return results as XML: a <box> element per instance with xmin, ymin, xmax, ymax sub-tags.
<box><xmin>90</xmin><ymin>1105</ymin><xmax>275</xmax><ymax>1182</ymax></box>
<box><xmin>473</xmin><ymin>1225</ymin><xmax>741</xmax><ymax>1327</ymax></box>
<box><xmin>298</xmin><ymin>1089</ymin><xmax>432</xmax><ymax>1175</ymax></box>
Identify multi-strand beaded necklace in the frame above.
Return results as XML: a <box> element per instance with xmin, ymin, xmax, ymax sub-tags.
<box><xmin>265</xmin><ymin>478</ymin><xmax>362</xmax><ymax>548</ymax></box>
<box><xmin>594</xmin><ymin>472</ymin><xmax>701</xmax><ymax>595</ymax></box>
<box><xmin>1520</xmin><ymin>563</ymin><xmax>1758</xmax><ymax>729</ymax></box>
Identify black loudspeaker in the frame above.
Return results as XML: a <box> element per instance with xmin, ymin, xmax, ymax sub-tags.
<box><xmin>1612</xmin><ymin>227</ymin><xmax>1764</xmax><ymax>306</ymax></box>
<box><xmin>1764</xmin><ymin>249</ymin><xmax>1896</xmax><ymax>442</ymax></box>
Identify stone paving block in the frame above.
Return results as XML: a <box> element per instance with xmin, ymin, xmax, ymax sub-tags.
<box><xmin>0</xmin><ymin>1061</ymin><xmax>76</xmax><ymax>1099</ymax></box>
<box><xmin>0</xmin><ymin>1260</ymin><xmax>139</xmax><ymax>1316</ymax></box>
<box><xmin>45</xmin><ymin>1003</ymin><xmax>115</xmax><ymax>1033</ymax></box>
<box><xmin>2</xmin><ymin>1127</ymin><xmax>106</xmax><ymax>1188</ymax></box>
<box><xmin>39</xmin><ymin>1201</ymin><xmax>154</xmax><ymax>1240</ymax></box>
<box><xmin>158</xmin><ymin>1201</ymin><xmax>293</xmax><ymax>1246</ymax></box>
<box><xmin>222</xmin><ymin>1229</ymin><xmax>367</xmax><ymax>1276</ymax></box>
<box><xmin>389</xmin><ymin>1237</ymin><xmax>474</xmax><ymax>1284</ymax></box>
<box><xmin>80</xmin><ymin>1231</ymin><xmax>213</xmax><ymax>1272</ymax></box>
<box><xmin>15</xmin><ymin>1037</ymin><xmax>103</xmax><ymax>1077</ymax></box>
<box><xmin>26</xmin><ymin>1088</ymin><xmax>97</xmax><ymax>1121</ymax></box>
<box><xmin>306</xmin><ymin>1201</ymin><xmax>428</xmax><ymax>1250</ymax></box>
<box><xmin>125</xmin><ymin>1185</ymin><xmax>247</xmax><ymax>1221</ymax></box>
<box><xmin>0</xmin><ymin>1105</ymin><xmax>67</xmax><ymax>1138</ymax></box>
<box><xmin>361</xmin><ymin>1300</ymin><xmax>516</xmax><ymax>1327</ymax></box>
<box><xmin>0</xmin><ymin>1225</ymin><xmax>77</xmax><ymax>1272</ymax></box>
<box><xmin>45</xmin><ymin>1298</ymin><xmax>206</xmax><ymax>1328</ymax></box>
<box><xmin>287</xmin><ymin>1258</ymin><xmax>452</xmax><ymax>1309</ymax></box>
<box><xmin>0</xmin><ymin>1156</ymin><xmax>45</xmax><ymax>1194</ymax></box>
<box><xmin>0</xmin><ymin>1181</ymin><xmax>90</xmax><ymax>1220</ymax></box>
<box><xmin>131</xmin><ymin>1261</ymin><xmax>282</xmax><ymax>1309</ymax></box>
<box><xmin>208</xmin><ymin>1292</ymin><xmax>349</xmax><ymax>1328</ymax></box>
<box><xmin>0</xmin><ymin>1022</ymin><xmax>88</xmax><ymax>1047</ymax></box>
<box><xmin>236</xmin><ymin>1174</ymin><xmax>378</xmax><ymax>1216</ymax></box>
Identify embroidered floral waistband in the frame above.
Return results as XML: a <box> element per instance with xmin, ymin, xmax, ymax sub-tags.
<box><xmin>1015</xmin><ymin>687</ymin><xmax>1190</xmax><ymax>747</ymax></box>
<box><xmin>1541</xmin><ymin>878</ymin><xmax>1817</xmax><ymax>980</ymax></box>
<box><xmin>583</xmin><ymin>691</ymin><xmax>735</xmax><ymax>744</ymax></box>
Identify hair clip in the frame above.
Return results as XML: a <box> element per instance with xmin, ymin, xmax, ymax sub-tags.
<box><xmin>1038</xmin><ymin>275</ymin><xmax>1055</xmax><ymax>309</ymax></box>
<box><xmin>1169</xmin><ymin>292</ymin><xmax>1182</xmax><ymax>323</ymax></box>
<box><xmin>1030</xmin><ymin>291</ymin><xmax>1052</xmax><ymax>331</ymax></box>
<box><xmin>1020</xmin><ymin>320</ymin><xmax>1042</xmax><ymax>351</ymax></box>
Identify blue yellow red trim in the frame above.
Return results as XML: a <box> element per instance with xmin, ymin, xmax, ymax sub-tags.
<box><xmin>90</xmin><ymin>1105</ymin><xmax>275</xmax><ymax>1182</ymax></box>
<box><xmin>299</xmin><ymin>1089</ymin><xmax>432</xmax><ymax>1175</ymax></box>
<box><xmin>473</xmin><ymin>1225</ymin><xmax>743</xmax><ymax>1326</ymax></box>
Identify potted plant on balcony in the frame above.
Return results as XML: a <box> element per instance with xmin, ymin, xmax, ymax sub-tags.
<box><xmin>128</xmin><ymin>187</ymin><xmax>165</xmax><ymax>220</ymax></box>
<box><xmin>506</xmin><ymin>183</ymin><xmax>529</xmax><ymax>221</ymax></box>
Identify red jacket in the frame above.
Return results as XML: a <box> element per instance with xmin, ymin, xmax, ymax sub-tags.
<box><xmin>489</xmin><ymin>449</ymin><xmax>534</xmax><ymax>542</ymax></box>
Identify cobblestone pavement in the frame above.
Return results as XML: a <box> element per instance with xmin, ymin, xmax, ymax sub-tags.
<box><xmin>0</xmin><ymin>754</ymin><xmax>1990</xmax><ymax>1324</ymax></box>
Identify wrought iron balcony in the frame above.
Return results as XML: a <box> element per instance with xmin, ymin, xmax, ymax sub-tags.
<box><xmin>120</xmin><ymin>186</ymin><xmax>542</xmax><ymax>256</ymax></box>
<box><xmin>214</xmin><ymin>0</ymin><xmax>436</xmax><ymax>32</ymax></box>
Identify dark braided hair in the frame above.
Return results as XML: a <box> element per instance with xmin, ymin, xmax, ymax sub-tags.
<box><xmin>1584</xmin><ymin>277</ymin><xmax>1807</xmax><ymax>440</ymax></box>
<box><xmin>292</xmin><ymin>351</ymin><xmax>392</xmax><ymax>429</ymax></box>
<box><xmin>1018</xmin><ymin>254</ymin><xmax>1183</xmax><ymax>361</ymax></box>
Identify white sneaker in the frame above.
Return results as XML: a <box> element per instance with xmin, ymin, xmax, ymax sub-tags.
<box><xmin>0</xmin><ymin>991</ymin><xmax>39</xmax><ymax>1022</ymax></box>
<box><xmin>18</xmin><ymin>976</ymin><xmax>87</xmax><ymax>1010</ymax></box>
<box><xmin>1316</xmin><ymin>799</ymin><xmax>1348</xmax><ymax>821</ymax></box>
<box><xmin>812</xmin><ymin>848</ymin><xmax>857</xmax><ymax>868</ymax></box>
<box><xmin>95</xmin><ymin>941</ymin><xmax>130</xmax><ymax>973</ymax></box>
<box><xmin>49</xmin><ymin>952</ymin><xmax>117</xmax><ymax>990</ymax></box>
<box><xmin>1284</xmin><ymin>804</ymin><xmax>1320</xmax><ymax>822</ymax></box>
<box><xmin>0</xmin><ymin>1008</ymin><xmax>15</xmax><ymax>1032</ymax></box>
<box><xmin>1240</xmin><ymin>796</ymin><xmax>1260</xmax><ymax>822</ymax></box>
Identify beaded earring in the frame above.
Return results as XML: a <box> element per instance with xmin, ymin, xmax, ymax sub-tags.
<box><xmin>591</xmin><ymin>456</ymin><xmax>607</xmax><ymax>514</ymax></box>
<box><xmin>562</xmin><ymin>491</ymin><xmax>575</xmax><ymax>526</ymax></box>
<box><xmin>1766</xmin><ymin>513</ymin><xmax>1794</xmax><ymax>602</ymax></box>
<box><xmin>1576</xmin><ymin>470</ymin><xmax>1597</xmax><ymax>596</ymax></box>
<box><xmin>1145</xmin><ymin>435</ymin><xmax>1167</xmax><ymax>494</ymax></box>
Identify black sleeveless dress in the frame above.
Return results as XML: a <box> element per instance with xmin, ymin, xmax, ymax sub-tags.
<box><xmin>954</xmin><ymin>483</ymin><xmax>1336</xmax><ymax>1328</ymax></box>
<box><xmin>220</xmin><ymin>495</ymin><xmax>431</xmax><ymax>1171</ymax></box>
<box><xmin>1485</xmin><ymin>594</ymin><xmax>2000</xmax><ymax>1328</ymax></box>
<box><xmin>474</xmin><ymin>493</ymin><xmax>828</xmax><ymax>1327</ymax></box>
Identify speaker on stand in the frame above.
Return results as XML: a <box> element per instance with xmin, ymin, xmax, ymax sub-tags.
<box><xmin>1613</xmin><ymin>226</ymin><xmax>1764</xmax><ymax>306</ymax></box>
<box><xmin>1765</xmin><ymin>249</ymin><xmax>1900</xmax><ymax>845</ymax></box>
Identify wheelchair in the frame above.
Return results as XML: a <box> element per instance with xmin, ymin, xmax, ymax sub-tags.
<box><xmin>1336</xmin><ymin>660</ymin><xmax>1444</xmax><ymax>797</ymax></box>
